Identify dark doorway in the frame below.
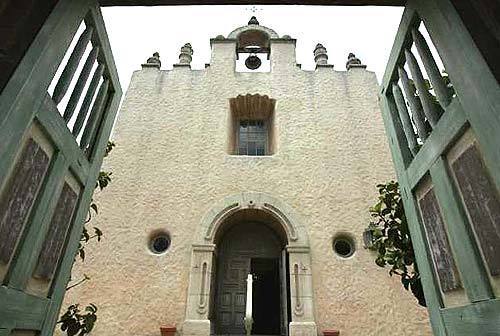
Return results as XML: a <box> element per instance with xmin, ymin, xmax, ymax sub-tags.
<box><xmin>213</xmin><ymin>218</ymin><xmax>286</xmax><ymax>336</ymax></box>
<box><xmin>251</xmin><ymin>258</ymin><xmax>281</xmax><ymax>335</ymax></box>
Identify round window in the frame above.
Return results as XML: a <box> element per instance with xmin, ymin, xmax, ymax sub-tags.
<box><xmin>149</xmin><ymin>233</ymin><xmax>171</xmax><ymax>254</ymax></box>
<box><xmin>333</xmin><ymin>236</ymin><xmax>355</xmax><ymax>258</ymax></box>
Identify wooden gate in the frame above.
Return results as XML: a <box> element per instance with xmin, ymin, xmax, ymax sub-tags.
<box><xmin>0</xmin><ymin>0</ymin><xmax>121</xmax><ymax>334</ymax></box>
<box><xmin>379</xmin><ymin>0</ymin><xmax>500</xmax><ymax>334</ymax></box>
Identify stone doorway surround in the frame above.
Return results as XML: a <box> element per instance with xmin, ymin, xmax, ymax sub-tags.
<box><xmin>182</xmin><ymin>192</ymin><xmax>317</xmax><ymax>336</ymax></box>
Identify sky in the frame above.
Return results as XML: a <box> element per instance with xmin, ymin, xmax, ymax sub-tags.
<box><xmin>101</xmin><ymin>5</ymin><xmax>404</xmax><ymax>91</ymax></box>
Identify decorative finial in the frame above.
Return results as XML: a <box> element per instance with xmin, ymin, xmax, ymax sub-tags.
<box><xmin>346</xmin><ymin>53</ymin><xmax>367</xmax><ymax>70</ymax></box>
<box><xmin>314</xmin><ymin>43</ymin><xmax>328</xmax><ymax>66</ymax></box>
<box><xmin>248</xmin><ymin>16</ymin><xmax>259</xmax><ymax>25</ymax></box>
<box><xmin>142</xmin><ymin>52</ymin><xmax>161</xmax><ymax>69</ymax></box>
<box><xmin>178</xmin><ymin>43</ymin><xmax>193</xmax><ymax>65</ymax></box>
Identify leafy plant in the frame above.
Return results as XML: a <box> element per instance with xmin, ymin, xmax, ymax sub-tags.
<box><xmin>104</xmin><ymin>141</ymin><xmax>115</xmax><ymax>157</ymax></box>
<box><xmin>409</xmin><ymin>70</ymin><xmax>456</xmax><ymax>104</ymax></box>
<box><xmin>76</xmin><ymin>142</ymin><xmax>115</xmax><ymax>262</ymax></box>
<box><xmin>406</xmin><ymin>71</ymin><xmax>456</xmax><ymax>139</ymax></box>
<box><xmin>95</xmin><ymin>171</ymin><xmax>112</xmax><ymax>191</ymax></box>
<box><xmin>58</xmin><ymin>304</ymin><xmax>98</xmax><ymax>336</ymax></box>
<box><xmin>366</xmin><ymin>181</ymin><xmax>426</xmax><ymax>307</ymax></box>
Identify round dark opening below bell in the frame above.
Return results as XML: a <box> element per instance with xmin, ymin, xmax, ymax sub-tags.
<box><xmin>245</xmin><ymin>55</ymin><xmax>262</xmax><ymax>70</ymax></box>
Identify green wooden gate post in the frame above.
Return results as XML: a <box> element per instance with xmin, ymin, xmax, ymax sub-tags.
<box><xmin>379</xmin><ymin>85</ymin><xmax>447</xmax><ymax>336</ymax></box>
<box><xmin>0</xmin><ymin>0</ymin><xmax>121</xmax><ymax>334</ymax></box>
<box><xmin>379</xmin><ymin>0</ymin><xmax>500</xmax><ymax>334</ymax></box>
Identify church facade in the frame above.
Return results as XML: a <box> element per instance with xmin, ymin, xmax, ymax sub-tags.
<box><xmin>63</xmin><ymin>18</ymin><xmax>431</xmax><ymax>336</ymax></box>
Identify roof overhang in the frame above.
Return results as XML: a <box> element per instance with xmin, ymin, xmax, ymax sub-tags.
<box><xmin>100</xmin><ymin>0</ymin><xmax>404</xmax><ymax>6</ymax></box>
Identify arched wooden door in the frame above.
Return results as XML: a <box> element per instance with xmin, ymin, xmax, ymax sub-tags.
<box><xmin>214</xmin><ymin>221</ymin><xmax>284</xmax><ymax>336</ymax></box>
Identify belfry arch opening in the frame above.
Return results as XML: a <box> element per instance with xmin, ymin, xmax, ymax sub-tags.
<box><xmin>231</xmin><ymin>16</ymin><xmax>274</xmax><ymax>72</ymax></box>
<box><xmin>211</xmin><ymin>208</ymin><xmax>291</xmax><ymax>336</ymax></box>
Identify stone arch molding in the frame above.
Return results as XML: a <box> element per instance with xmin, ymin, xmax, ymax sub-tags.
<box><xmin>227</xmin><ymin>25</ymin><xmax>280</xmax><ymax>40</ymax></box>
<box><xmin>197</xmin><ymin>192</ymin><xmax>309</xmax><ymax>246</ymax></box>
<box><xmin>183</xmin><ymin>192</ymin><xmax>317</xmax><ymax>336</ymax></box>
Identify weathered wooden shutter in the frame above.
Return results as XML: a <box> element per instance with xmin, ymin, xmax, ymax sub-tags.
<box><xmin>416</xmin><ymin>180</ymin><xmax>462</xmax><ymax>295</ymax></box>
<box><xmin>0</xmin><ymin>0</ymin><xmax>121</xmax><ymax>334</ymax></box>
<box><xmin>379</xmin><ymin>0</ymin><xmax>500</xmax><ymax>334</ymax></box>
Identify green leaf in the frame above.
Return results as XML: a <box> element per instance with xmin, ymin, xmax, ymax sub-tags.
<box><xmin>104</xmin><ymin>141</ymin><xmax>115</xmax><ymax>157</ymax></box>
<box><xmin>375</xmin><ymin>257</ymin><xmax>386</xmax><ymax>267</ymax></box>
<box><xmin>94</xmin><ymin>227</ymin><xmax>103</xmax><ymax>241</ymax></box>
<box><xmin>79</xmin><ymin>248</ymin><xmax>85</xmax><ymax>262</ymax></box>
<box><xmin>86</xmin><ymin>303</ymin><xmax>97</xmax><ymax>313</ymax></box>
<box><xmin>82</xmin><ymin>229</ymin><xmax>90</xmax><ymax>242</ymax></box>
<box><xmin>67</xmin><ymin>321</ymin><xmax>80</xmax><ymax>336</ymax></box>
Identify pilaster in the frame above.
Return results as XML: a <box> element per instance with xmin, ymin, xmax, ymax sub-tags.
<box><xmin>287</xmin><ymin>245</ymin><xmax>318</xmax><ymax>336</ymax></box>
<box><xmin>183</xmin><ymin>243</ymin><xmax>215</xmax><ymax>336</ymax></box>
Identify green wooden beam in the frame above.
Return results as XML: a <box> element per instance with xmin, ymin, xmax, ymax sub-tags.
<box><xmin>0</xmin><ymin>286</ymin><xmax>49</xmax><ymax>330</ymax></box>
<box><xmin>442</xmin><ymin>299</ymin><xmax>500</xmax><ymax>335</ymax></box>
<box><xmin>380</xmin><ymin>4</ymin><xmax>418</xmax><ymax>94</ymax></box>
<box><xmin>36</xmin><ymin>95</ymin><xmax>90</xmax><ymax>183</ymax></box>
<box><xmin>405</xmin><ymin>98</ymin><xmax>467</xmax><ymax>189</ymax></box>
<box><xmin>87</xmin><ymin>6</ymin><xmax>122</xmax><ymax>96</ymax></box>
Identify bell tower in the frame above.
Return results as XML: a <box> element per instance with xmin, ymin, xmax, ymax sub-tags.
<box><xmin>209</xmin><ymin>16</ymin><xmax>294</xmax><ymax>72</ymax></box>
<box><xmin>235</xmin><ymin>16</ymin><xmax>271</xmax><ymax>70</ymax></box>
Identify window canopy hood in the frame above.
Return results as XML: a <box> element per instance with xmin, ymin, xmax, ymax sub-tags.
<box><xmin>100</xmin><ymin>0</ymin><xmax>404</xmax><ymax>6</ymax></box>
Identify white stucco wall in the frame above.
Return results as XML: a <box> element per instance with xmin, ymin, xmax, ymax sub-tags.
<box><xmin>61</xmin><ymin>38</ymin><xmax>431</xmax><ymax>336</ymax></box>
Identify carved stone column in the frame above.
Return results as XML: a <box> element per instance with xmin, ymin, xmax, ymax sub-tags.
<box><xmin>287</xmin><ymin>245</ymin><xmax>318</xmax><ymax>336</ymax></box>
<box><xmin>182</xmin><ymin>244</ymin><xmax>215</xmax><ymax>336</ymax></box>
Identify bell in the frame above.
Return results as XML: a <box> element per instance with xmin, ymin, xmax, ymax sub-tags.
<box><xmin>245</xmin><ymin>55</ymin><xmax>262</xmax><ymax>70</ymax></box>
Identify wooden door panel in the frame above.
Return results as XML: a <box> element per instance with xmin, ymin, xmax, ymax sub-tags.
<box><xmin>215</xmin><ymin>222</ymin><xmax>282</xmax><ymax>335</ymax></box>
<box><xmin>450</xmin><ymin>143</ymin><xmax>500</xmax><ymax>276</ymax></box>
<box><xmin>0</xmin><ymin>137</ymin><xmax>51</xmax><ymax>276</ymax></box>
<box><xmin>0</xmin><ymin>0</ymin><xmax>121</xmax><ymax>333</ymax></box>
<box><xmin>217</xmin><ymin>256</ymin><xmax>249</xmax><ymax>334</ymax></box>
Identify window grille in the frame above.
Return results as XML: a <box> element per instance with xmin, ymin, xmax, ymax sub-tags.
<box><xmin>238</xmin><ymin>119</ymin><xmax>267</xmax><ymax>156</ymax></box>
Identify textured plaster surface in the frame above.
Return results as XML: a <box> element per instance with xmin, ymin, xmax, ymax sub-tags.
<box><xmin>60</xmin><ymin>41</ymin><xmax>432</xmax><ymax>336</ymax></box>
